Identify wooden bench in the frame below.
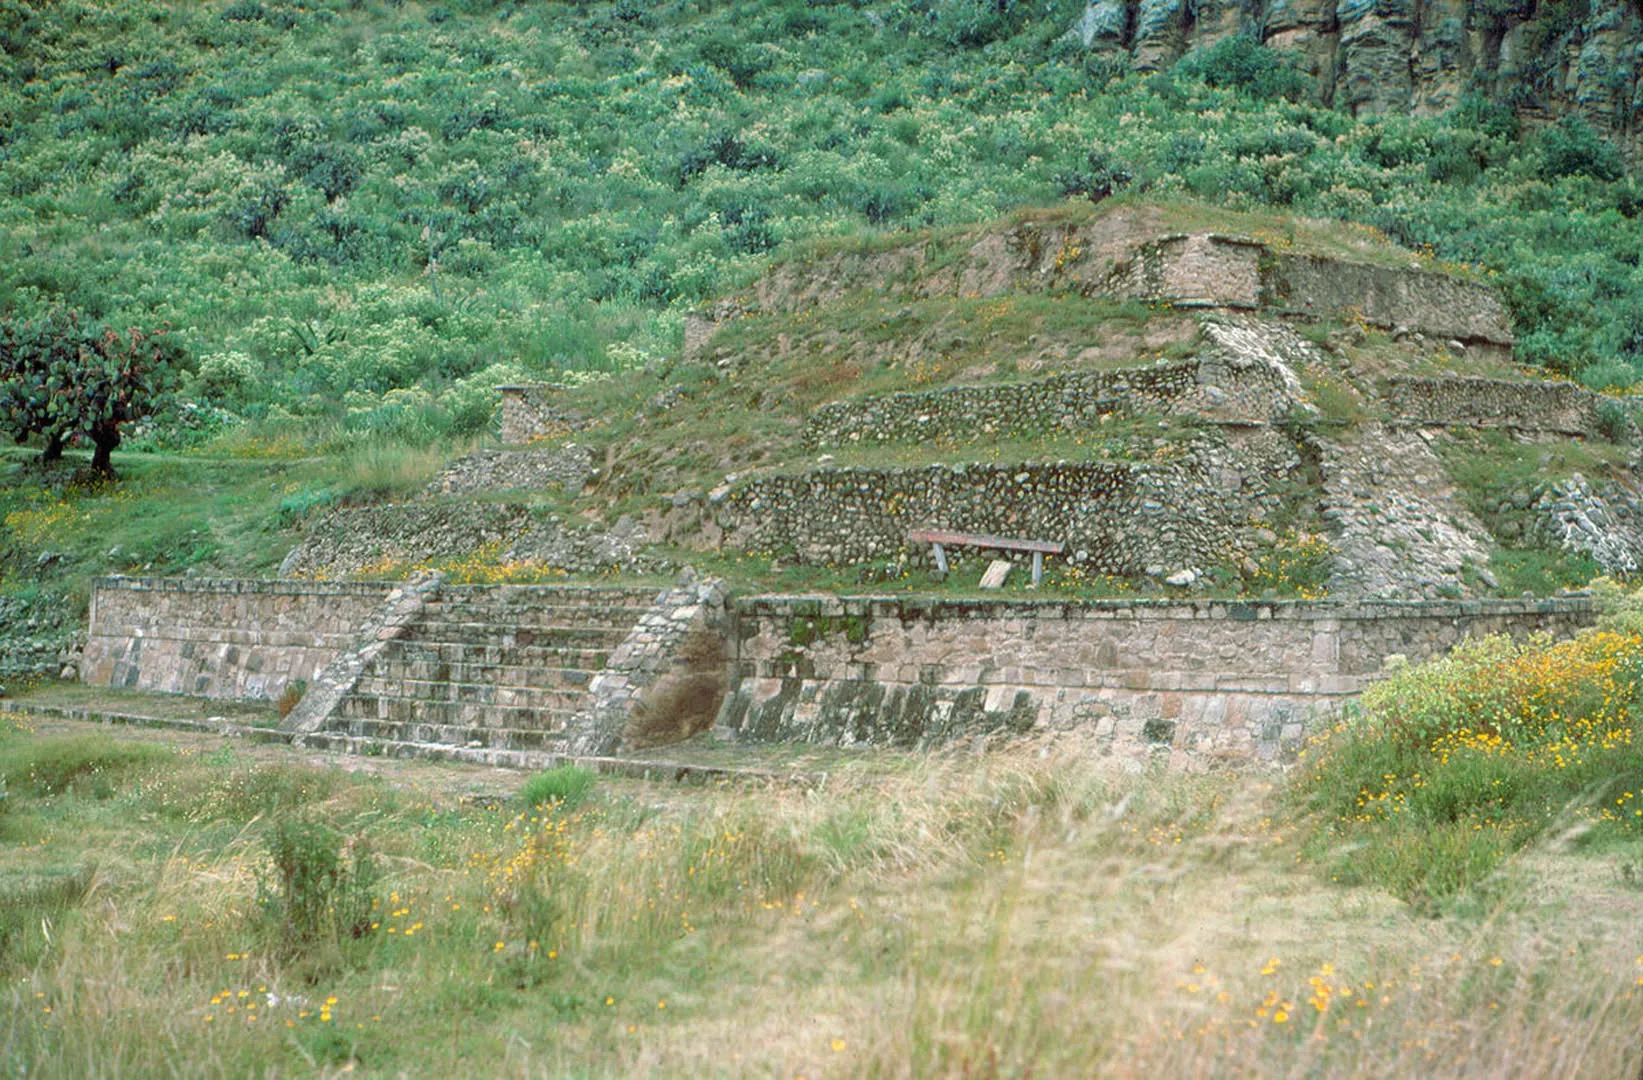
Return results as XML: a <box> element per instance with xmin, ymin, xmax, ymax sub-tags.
<box><xmin>907</xmin><ymin>528</ymin><xmax>1065</xmax><ymax>587</ymax></box>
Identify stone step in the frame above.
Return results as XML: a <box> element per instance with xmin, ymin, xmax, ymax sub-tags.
<box><xmin>297</xmin><ymin>730</ymin><xmax>558</xmax><ymax>768</ymax></box>
<box><xmin>422</xmin><ymin>596</ymin><xmax>656</xmax><ymax>620</ymax></box>
<box><xmin>430</xmin><ymin>586</ymin><xmax>659</xmax><ymax>605</ymax></box>
<box><xmin>336</xmin><ymin>695</ymin><xmax>580</xmax><ymax>730</ymax></box>
<box><xmin>319</xmin><ymin>716</ymin><xmax>574</xmax><ymax>752</ymax></box>
<box><xmin>360</xmin><ymin>659</ymin><xmax>598</xmax><ymax>690</ymax></box>
<box><xmin>352</xmin><ymin>675</ymin><xmax>589</xmax><ymax>711</ymax></box>
<box><xmin>377</xmin><ymin>641</ymin><xmax>613</xmax><ymax>671</ymax></box>
<box><xmin>416</xmin><ymin>606</ymin><xmax>652</xmax><ymax>630</ymax></box>
<box><xmin>403</xmin><ymin>622</ymin><xmax>629</xmax><ymax>649</ymax></box>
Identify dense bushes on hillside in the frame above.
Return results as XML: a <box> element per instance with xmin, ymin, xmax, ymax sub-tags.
<box><xmin>0</xmin><ymin>0</ymin><xmax>1638</xmax><ymax>444</ymax></box>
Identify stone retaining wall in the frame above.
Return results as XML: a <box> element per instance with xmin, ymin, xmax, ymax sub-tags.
<box><xmin>426</xmin><ymin>445</ymin><xmax>596</xmax><ymax>496</ymax></box>
<box><xmin>717</xmin><ymin>430</ymin><xmax>1301</xmax><ymax>575</ymax></box>
<box><xmin>1264</xmin><ymin>255</ymin><xmax>1512</xmax><ymax>346</ymax></box>
<box><xmin>1382</xmin><ymin>376</ymin><xmax>1607</xmax><ymax>435</ymax></box>
<box><xmin>280</xmin><ymin>503</ymin><xmax>667</xmax><ymax>579</ymax></box>
<box><xmin>498</xmin><ymin>383</ymin><xmax>586</xmax><ymax>445</ymax></box>
<box><xmin>82</xmin><ymin>577</ymin><xmax>393</xmax><ymax>700</ymax></box>
<box><xmin>717</xmin><ymin>595</ymin><xmax>1596</xmax><ymax>764</ymax></box>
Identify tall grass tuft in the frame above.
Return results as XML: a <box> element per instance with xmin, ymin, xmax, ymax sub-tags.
<box><xmin>256</xmin><ymin>817</ymin><xmax>381</xmax><ymax>959</ymax></box>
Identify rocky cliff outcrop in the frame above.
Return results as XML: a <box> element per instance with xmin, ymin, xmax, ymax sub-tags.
<box><xmin>1073</xmin><ymin>0</ymin><xmax>1642</xmax><ymax>151</ymax></box>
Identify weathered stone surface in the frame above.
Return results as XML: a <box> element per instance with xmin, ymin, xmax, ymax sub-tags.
<box><xmin>1065</xmin><ymin>0</ymin><xmax>1643</xmax><ymax>156</ymax></box>
<box><xmin>566</xmin><ymin>578</ymin><xmax>729</xmax><ymax>756</ymax></box>
<box><xmin>1533</xmin><ymin>472</ymin><xmax>1643</xmax><ymax>574</ymax></box>
<box><xmin>0</xmin><ymin>592</ymin><xmax>81</xmax><ymax>688</ymax></box>
<box><xmin>1383</xmin><ymin>375</ymin><xmax>1613</xmax><ymax>436</ymax></box>
<box><xmin>1316</xmin><ymin>424</ymin><xmax>1494</xmax><ymax>600</ymax></box>
<box><xmin>716</xmin><ymin>594</ymin><xmax>1596</xmax><ymax>764</ymax></box>
<box><xmin>426</xmin><ymin>445</ymin><xmax>596</xmax><ymax>496</ymax></box>
<box><xmin>804</xmin><ymin>315</ymin><xmax>1315</xmax><ymax>448</ymax></box>
<box><xmin>497</xmin><ymin>384</ymin><xmax>593</xmax><ymax>445</ymax></box>
<box><xmin>279</xmin><ymin>503</ymin><xmax>671</xmax><ymax>579</ymax></box>
<box><xmin>81</xmin><ymin>576</ymin><xmax>392</xmax><ymax>700</ymax></box>
<box><xmin>978</xmin><ymin>560</ymin><xmax>1013</xmax><ymax>589</ymax></box>
<box><xmin>714</xmin><ymin>427</ymin><xmax>1304</xmax><ymax>578</ymax></box>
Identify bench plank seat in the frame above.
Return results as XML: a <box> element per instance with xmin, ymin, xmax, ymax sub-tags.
<box><xmin>907</xmin><ymin>528</ymin><xmax>1064</xmax><ymax>586</ymax></box>
<box><xmin>906</xmin><ymin>529</ymin><xmax>1063</xmax><ymax>555</ymax></box>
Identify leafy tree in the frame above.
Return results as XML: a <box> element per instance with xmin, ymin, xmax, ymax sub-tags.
<box><xmin>0</xmin><ymin>311</ymin><xmax>181</xmax><ymax>476</ymax></box>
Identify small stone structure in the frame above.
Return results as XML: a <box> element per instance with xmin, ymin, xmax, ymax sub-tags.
<box><xmin>497</xmin><ymin>383</ymin><xmax>586</xmax><ymax>445</ymax></box>
<box><xmin>716</xmin><ymin>594</ymin><xmax>1596</xmax><ymax>764</ymax></box>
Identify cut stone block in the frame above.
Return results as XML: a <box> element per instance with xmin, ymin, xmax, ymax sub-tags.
<box><xmin>978</xmin><ymin>560</ymin><xmax>1012</xmax><ymax>589</ymax></box>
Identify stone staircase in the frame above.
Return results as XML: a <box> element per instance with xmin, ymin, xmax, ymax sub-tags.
<box><xmin>300</xmin><ymin>585</ymin><xmax>659</xmax><ymax>757</ymax></box>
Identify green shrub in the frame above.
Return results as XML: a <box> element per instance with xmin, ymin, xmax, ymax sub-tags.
<box><xmin>520</xmin><ymin>765</ymin><xmax>596</xmax><ymax>810</ymax></box>
<box><xmin>1538</xmin><ymin>116</ymin><xmax>1624</xmax><ymax>183</ymax></box>
<box><xmin>256</xmin><ymin>817</ymin><xmax>380</xmax><ymax>955</ymax></box>
<box><xmin>1173</xmin><ymin>37</ymin><xmax>1310</xmax><ymax>102</ymax></box>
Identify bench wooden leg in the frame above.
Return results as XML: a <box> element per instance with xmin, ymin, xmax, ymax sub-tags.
<box><xmin>932</xmin><ymin>543</ymin><xmax>948</xmax><ymax>574</ymax></box>
<box><xmin>1032</xmin><ymin>551</ymin><xmax>1043</xmax><ymax>587</ymax></box>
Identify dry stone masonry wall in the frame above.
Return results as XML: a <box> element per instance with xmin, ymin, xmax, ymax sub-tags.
<box><xmin>426</xmin><ymin>445</ymin><xmax>596</xmax><ymax>496</ymax></box>
<box><xmin>717</xmin><ymin>429</ymin><xmax>1304</xmax><ymax>579</ymax></box>
<box><xmin>498</xmin><ymin>384</ymin><xmax>590</xmax><ymax>445</ymax></box>
<box><xmin>717</xmin><ymin>594</ymin><xmax>1596</xmax><ymax>763</ymax></box>
<box><xmin>1383</xmin><ymin>376</ymin><xmax>1608</xmax><ymax>435</ymax></box>
<box><xmin>281</xmin><ymin>503</ymin><xmax>668</xmax><ymax>579</ymax></box>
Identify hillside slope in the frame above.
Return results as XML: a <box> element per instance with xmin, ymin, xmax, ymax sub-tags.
<box><xmin>0</xmin><ymin>0</ymin><xmax>1639</xmax><ymax>449</ymax></box>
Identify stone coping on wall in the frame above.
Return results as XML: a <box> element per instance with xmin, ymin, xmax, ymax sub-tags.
<box><xmin>732</xmin><ymin>593</ymin><xmax>1596</xmax><ymax>622</ymax></box>
<box><xmin>96</xmin><ymin>577</ymin><xmax>1596</xmax><ymax>623</ymax></box>
<box><xmin>93</xmin><ymin>575</ymin><xmax>396</xmax><ymax>597</ymax></box>
<box><xmin>92</xmin><ymin>576</ymin><xmax>668</xmax><ymax>601</ymax></box>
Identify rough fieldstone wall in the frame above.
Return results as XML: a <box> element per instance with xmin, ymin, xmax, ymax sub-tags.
<box><xmin>717</xmin><ymin>430</ymin><xmax>1302</xmax><ymax>576</ymax></box>
<box><xmin>1382</xmin><ymin>376</ymin><xmax>1606</xmax><ymax>435</ymax></box>
<box><xmin>82</xmin><ymin>577</ymin><xmax>392</xmax><ymax>700</ymax></box>
<box><xmin>1264</xmin><ymin>254</ymin><xmax>1514</xmax><ymax>346</ymax></box>
<box><xmin>717</xmin><ymin>595</ymin><xmax>1596</xmax><ymax>764</ymax></box>
<box><xmin>806</xmin><ymin>358</ymin><xmax>1285</xmax><ymax>448</ymax></box>
<box><xmin>426</xmin><ymin>446</ymin><xmax>596</xmax><ymax>496</ymax></box>
<box><xmin>280</xmin><ymin>503</ymin><xmax>668</xmax><ymax>579</ymax></box>
<box><xmin>718</xmin><ymin>462</ymin><xmax>1148</xmax><ymax>569</ymax></box>
<box><xmin>498</xmin><ymin>384</ymin><xmax>583</xmax><ymax>445</ymax></box>
<box><xmin>281</xmin><ymin>503</ymin><xmax>536</xmax><ymax>578</ymax></box>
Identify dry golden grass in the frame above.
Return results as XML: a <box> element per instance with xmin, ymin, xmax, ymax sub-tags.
<box><xmin>2</xmin><ymin>725</ymin><xmax>1641</xmax><ymax>1077</ymax></box>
